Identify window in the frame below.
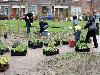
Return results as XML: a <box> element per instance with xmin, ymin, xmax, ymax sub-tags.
<box><xmin>3</xmin><ymin>0</ymin><xmax>18</xmax><ymax>1</ymax></box>
<box><xmin>63</xmin><ymin>0</ymin><xmax>66</xmax><ymax>2</ymax></box>
<box><xmin>74</xmin><ymin>0</ymin><xmax>79</xmax><ymax>1</ymax></box>
<box><xmin>3</xmin><ymin>0</ymin><xmax>8</xmax><ymax>1</ymax></box>
<box><xmin>56</xmin><ymin>0</ymin><xmax>60</xmax><ymax>2</ymax></box>
<box><xmin>13</xmin><ymin>0</ymin><xmax>18</xmax><ymax>1</ymax></box>
<box><xmin>86</xmin><ymin>0</ymin><xmax>91</xmax><ymax>1</ymax></box>
<box><xmin>30</xmin><ymin>5</ymin><xmax>37</xmax><ymax>15</ymax></box>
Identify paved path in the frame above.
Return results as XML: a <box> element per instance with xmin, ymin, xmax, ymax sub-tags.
<box><xmin>0</xmin><ymin>35</ymin><xmax>100</xmax><ymax>75</ymax></box>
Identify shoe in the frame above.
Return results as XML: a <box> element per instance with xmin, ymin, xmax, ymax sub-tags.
<box><xmin>93</xmin><ymin>46</ymin><xmax>98</xmax><ymax>48</ymax></box>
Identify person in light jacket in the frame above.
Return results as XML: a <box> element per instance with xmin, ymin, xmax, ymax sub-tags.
<box><xmin>73</xmin><ymin>15</ymin><xmax>81</xmax><ymax>42</ymax></box>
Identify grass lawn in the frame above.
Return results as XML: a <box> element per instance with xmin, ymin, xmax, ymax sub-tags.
<box><xmin>0</xmin><ymin>20</ymin><xmax>88</xmax><ymax>34</ymax></box>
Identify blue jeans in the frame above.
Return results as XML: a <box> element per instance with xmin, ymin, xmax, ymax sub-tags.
<box><xmin>74</xmin><ymin>30</ymin><xmax>81</xmax><ymax>42</ymax></box>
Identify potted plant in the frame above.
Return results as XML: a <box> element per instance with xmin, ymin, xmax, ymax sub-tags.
<box><xmin>0</xmin><ymin>56</ymin><xmax>9</xmax><ymax>72</ymax></box>
<box><xmin>4</xmin><ymin>32</ymin><xmax>7</xmax><ymax>39</ymax></box>
<box><xmin>61</xmin><ymin>39</ymin><xmax>69</xmax><ymax>45</ymax></box>
<box><xmin>43</xmin><ymin>46</ymin><xmax>59</xmax><ymax>56</ymax></box>
<box><xmin>11</xmin><ymin>44</ymin><xmax>27</xmax><ymax>56</ymax></box>
<box><xmin>30</xmin><ymin>40</ymin><xmax>37</xmax><ymax>49</ymax></box>
<box><xmin>43</xmin><ymin>38</ymin><xmax>50</xmax><ymax>47</ymax></box>
<box><xmin>28</xmin><ymin>40</ymin><xmax>32</xmax><ymax>48</ymax></box>
<box><xmin>12</xmin><ymin>41</ymin><xmax>20</xmax><ymax>48</ymax></box>
<box><xmin>0</xmin><ymin>42</ymin><xmax>9</xmax><ymax>55</ymax></box>
<box><xmin>54</xmin><ymin>37</ymin><xmax>61</xmax><ymax>46</ymax></box>
<box><xmin>28</xmin><ymin>39</ymin><xmax>43</xmax><ymax>49</ymax></box>
<box><xmin>75</xmin><ymin>41</ymin><xmax>90</xmax><ymax>52</ymax></box>
<box><xmin>36</xmin><ymin>40</ymin><xmax>43</xmax><ymax>48</ymax></box>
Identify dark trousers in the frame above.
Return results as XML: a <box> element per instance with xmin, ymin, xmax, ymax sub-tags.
<box><xmin>85</xmin><ymin>30</ymin><xmax>98</xmax><ymax>48</ymax></box>
<box><xmin>40</xmin><ymin>28</ymin><xmax>44</xmax><ymax>33</ymax></box>
<box><xmin>96</xmin><ymin>23</ymin><xmax>99</xmax><ymax>35</ymax></box>
<box><xmin>26</xmin><ymin>21</ymin><xmax>31</xmax><ymax>33</ymax></box>
<box><xmin>74</xmin><ymin>30</ymin><xmax>81</xmax><ymax>42</ymax></box>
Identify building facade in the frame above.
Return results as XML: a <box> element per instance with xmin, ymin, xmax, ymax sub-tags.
<box><xmin>0</xmin><ymin>0</ymin><xmax>25</xmax><ymax>18</ymax></box>
<box><xmin>0</xmin><ymin>0</ymin><xmax>100</xmax><ymax>19</ymax></box>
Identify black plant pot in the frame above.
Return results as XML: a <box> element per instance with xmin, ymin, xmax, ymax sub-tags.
<box><xmin>43</xmin><ymin>49</ymin><xmax>53</xmax><ymax>56</ymax></box>
<box><xmin>11</xmin><ymin>50</ymin><xmax>27</xmax><ymax>56</ymax></box>
<box><xmin>43</xmin><ymin>51</ymin><xmax>53</xmax><ymax>56</ymax></box>
<box><xmin>0</xmin><ymin>50</ymin><xmax>3</xmax><ymax>55</ymax></box>
<box><xmin>3</xmin><ymin>48</ymin><xmax>9</xmax><ymax>53</ymax></box>
<box><xmin>43</xmin><ymin>49</ymin><xmax>59</xmax><ymax>56</ymax></box>
<box><xmin>28</xmin><ymin>41</ymin><xmax>32</xmax><ymax>48</ymax></box>
<box><xmin>4</xmin><ymin>33</ymin><xmax>7</xmax><ymax>39</ymax></box>
<box><xmin>31</xmin><ymin>44</ymin><xmax>37</xmax><ymax>49</ymax></box>
<box><xmin>54</xmin><ymin>41</ymin><xmax>60</xmax><ymax>46</ymax></box>
<box><xmin>54</xmin><ymin>49</ymin><xmax>59</xmax><ymax>55</ymax></box>
<box><xmin>44</xmin><ymin>43</ymin><xmax>48</xmax><ymax>47</ymax></box>
<box><xmin>36</xmin><ymin>42</ymin><xmax>43</xmax><ymax>48</ymax></box>
<box><xmin>75</xmin><ymin>47</ymin><xmax>90</xmax><ymax>52</ymax></box>
<box><xmin>0</xmin><ymin>64</ymin><xmax>9</xmax><ymax>72</ymax></box>
<box><xmin>62</xmin><ymin>40</ymin><xmax>69</xmax><ymax>45</ymax></box>
<box><xmin>28</xmin><ymin>41</ymin><xmax>37</xmax><ymax>49</ymax></box>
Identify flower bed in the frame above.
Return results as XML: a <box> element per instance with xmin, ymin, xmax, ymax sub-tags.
<box><xmin>0</xmin><ymin>56</ymin><xmax>9</xmax><ymax>72</ymax></box>
<box><xmin>43</xmin><ymin>46</ymin><xmax>59</xmax><ymax>56</ymax></box>
<box><xmin>11</xmin><ymin>43</ymin><xmax>27</xmax><ymax>56</ymax></box>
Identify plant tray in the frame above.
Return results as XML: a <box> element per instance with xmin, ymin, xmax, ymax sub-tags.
<box><xmin>11</xmin><ymin>50</ymin><xmax>27</xmax><ymax>56</ymax></box>
<box><xmin>4</xmin><ymin>48</ymin><xmax>9</xmax><ymax>52</ymax></box>
<box><xmin>28</xmin><ymin>41</ymin><xmax>32</xmax><ymax>48</ymax></box>
<box><xmin>28</xmin><ymin>41</ymin><xmax>43</xmax><ymax>49</ymax></box>
<box><xmin>0</xmin><ymin>64</ymin><xmax>9</xmax><ymax>72</ymax></box>
<box><xmin>43</xmin><ymin>49</ymin><xmax>59</xmax><ymax>56</ymax></box>
<box><xmin>44</xmin><ymin>43</ymin><xmax>48</xmax><ymax>47</ymax></box>
<box><xmin>62</xmin><ymin>41</ymin><xmax>69</xmax><ymax>45</ymax></box>
<box><xmin>54</xmin><ymin>41</ymin><xmax>60</xmax><ymax>46</ymax></box>
<box><xmin>0</xmin><ymin>50</ymin><xmax>3</xmax><ymax>55</ymax></box>
<box><xmin>36</xmin><ymin>42</ymin><xmax>43</xmax><ymax>48</ymax></box>
<box><xmin>75</xmin><ymin>47</ymin><xmax>90</xmax><ymax>52</ymax></box>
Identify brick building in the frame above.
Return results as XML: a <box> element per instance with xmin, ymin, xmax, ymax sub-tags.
<box><xmin>0</xmin><ymin>0</ymin><xmax>25</xmax><ymax>18</ymax></box>
<box><xmin>0</xmin><ymin>0</ymin><xmax>100</xmax><ymax>18</ymax></box>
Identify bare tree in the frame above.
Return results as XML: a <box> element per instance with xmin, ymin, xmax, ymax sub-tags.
<box><xmin>90</xmin><ymin>0</ymin><xmax>94</xmax><ymax>12</ymax></box>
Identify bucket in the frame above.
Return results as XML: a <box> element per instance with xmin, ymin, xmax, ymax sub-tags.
<box><xmin>69</xmin><ymin>38</ymin><xmax>75</xmax><ymax>47</ymax></box>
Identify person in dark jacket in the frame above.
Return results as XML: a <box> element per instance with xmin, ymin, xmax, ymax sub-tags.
<box><xmin>84</xmin><ymin>14</ymin><xmax>98</xmax><ymax>48</ymax></box>
<box><xmin>39</xmin><ymin>19</ymin><xmax>48</xmax><ymax>34</ymax></box>
<box><xmin>25</xmin><ymin>12</ymin><xmax>33</xmax><ymax>33</ymax></box>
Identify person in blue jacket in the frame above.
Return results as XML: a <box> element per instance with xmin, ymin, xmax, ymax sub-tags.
<box><xmin>39</xmin><ymin>19</ymin><xmax>48</xmax><ymax>34</ymax></box>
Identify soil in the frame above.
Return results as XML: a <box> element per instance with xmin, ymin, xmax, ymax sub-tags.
<box><xmin>0</xmin><ymin>34</ymin><xmax>100</xmax><ymax>75</ymax></box>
